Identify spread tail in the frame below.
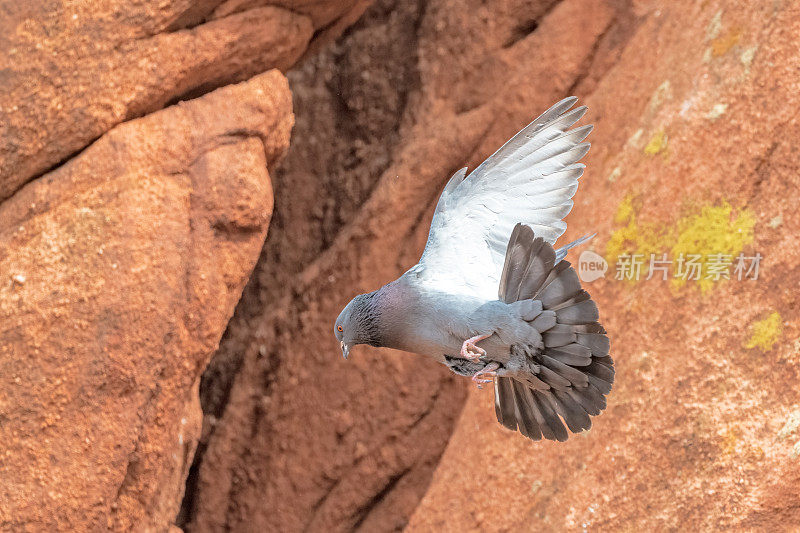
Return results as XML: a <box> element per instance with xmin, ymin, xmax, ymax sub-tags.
<box><xmin>494</xmin><ymin>223</ymin><xmax>613</xmax><ymax>441</ymax></box>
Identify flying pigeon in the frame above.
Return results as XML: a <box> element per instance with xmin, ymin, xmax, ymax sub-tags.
<box><xmin>334</xmin><ymin>97</ymin><xmax>613</xmax><ymax>441</ymax></box>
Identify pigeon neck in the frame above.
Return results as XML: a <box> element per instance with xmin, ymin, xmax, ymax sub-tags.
<box><xmin>351</xmin><ymin>288</ymin><xmax>385</xmax><ymax>348</ymax></box>
<box><xmin>363</xmin><ymin>280</ymin><xmax>416</xmax><ymax>352</ymax></box>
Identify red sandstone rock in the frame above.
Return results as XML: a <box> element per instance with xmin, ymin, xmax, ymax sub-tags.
<box><xmin>0</xmin><ymin>0</ymin><xmax>373</xmax><ymax>202</ymax></box>
<box><xmin>185</xmin><ymin>0</ymin><xmax>633</xmax><ymax>530</ymax></box>
<box><xmin>189</xmin><ymin>0</ymin><xmax>800</xmax><ymax>530</ymax></box>
<box><xmin>0</xmin><ymin>70</ymin><xmax>292</xmax><ymax>531</ymax></box>
<box><xmin>407</xmin><ymin>1</ymin><xmax>800</xmax><ymax>530</ymax></box>
<box><xmin>4</xmin><ymin>0</ymin><xmax>799</xmax><ymax>529</ymax></box>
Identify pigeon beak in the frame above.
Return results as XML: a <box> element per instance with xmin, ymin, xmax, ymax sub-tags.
<box><xmin>341</xmin><ymin>341</ymin><xmax>350</xmax><ymax>360</ymax></box>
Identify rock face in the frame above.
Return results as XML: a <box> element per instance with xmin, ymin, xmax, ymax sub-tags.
<box><xmin>187</xmin><ymin>0</ymin><xmax>800</xmax><ymax>531</ymax></box>
<box><xmin>4</xmin><ymin>0</ymin><xmax>800</xmax><ymax>530</ymax></box>
<box><xmin>0</xmin><ymin>0</ymin><xmax>372</xmax><ymax>202</ymax></box>
<box><xmin>183</xmin><ymin>3</ymin><xmax>473</xmax><ymax>531</ymax></box>
<box><xmin>0</xmin><ymin>1</ymin><xmax>374</xmax><ymax>530</ymax></box>
<box><xmin>405</xmin><ymin>1</ymin><xmax>800</xmax><ymax>531</ymax></box>
<box><xmin>0</xmin><ymin>71</ymin><xmax>292</xmax><ymax>531</ymax></box>
<box><xmin>184</xmin><ymin>0</ymin><xmax>636</xmax><ymax>530</ymax></box>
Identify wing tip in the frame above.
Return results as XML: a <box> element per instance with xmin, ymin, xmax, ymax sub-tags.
<box><xmin>559</xmin><ymin>95</ymin><xmax>579</xmax><ymax>107</ymax></box>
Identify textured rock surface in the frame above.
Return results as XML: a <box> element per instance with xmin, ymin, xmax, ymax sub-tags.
<box><xmin>184</xmin><ymin>0</ymin><xmax>637</xmax><ymax>530</ymax></box>
<box><xmin>4</xmin><ymin>0</ymin><xmax>800</xmax><ymax>529</ymax></box>
<box><xmin>186</xmin><ymin>0</ymin><xmax>800</xmax><ymax>531</ymax></box>
<box><xmin>407</xmin><ymin>1</ymin><xmax>800</xmax><ymax>531</ymax></box>
<box><xmin>0</xmin><ymin>0</ymin><xmax>372</xmax><ymax>202</ymax></box>
<box><xmin>183</xmin><ymin>4</ymin><xmax>470</xmax><ymax>531</ymax></box>
<box><xmin>0</xmin><ymin>71</ymin><xmax>292</xmax><ymax>531</ymax></box>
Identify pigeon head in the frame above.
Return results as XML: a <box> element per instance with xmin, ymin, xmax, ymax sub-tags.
<box><xmin>334</xmin><ymin>290</ymin><xmax>383</xmax><ymax>359</ymax></box>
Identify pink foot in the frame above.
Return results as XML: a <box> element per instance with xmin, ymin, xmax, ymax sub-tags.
<box><xmin>472</xmin><ymin>362</ymin><xmax>500</xmax><ymax>389</ymax></box>
<box><xmin>460</xmin><ymin>333</ymin><xmax>491</xmax><ymax>361</ymax></box>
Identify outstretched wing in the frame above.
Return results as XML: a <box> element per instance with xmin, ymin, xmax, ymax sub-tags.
<box><xmin>414</xmin><ymin>97</ymin><xmax>592</xmax><ymax>300</ymax></box>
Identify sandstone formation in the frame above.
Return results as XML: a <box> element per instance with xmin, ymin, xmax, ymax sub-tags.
<box><xmin>406</xmin><ymin>1</ymin><xmax>800</xmax><ymax>530</ymax></box>
<box><xmin>3</xmin><ymin>0</ymin><xmax>800</xmax><ymax>530</ymax></box>
<box><xmin>0</xmin><ymin>70</ymin><xmax>292</xmax><ymax>531</ymax></box>
<box><xmin>185</xmin><ymin>0</ymin><xmax>638</xmax><ymax>530</ymax></box>
<box><xmin>0</xmin><ymin>0</ymin><xmax>371</xmax><ymax>202</ymax></box>
<box><xmin>188</xmin><ymin>0</ymin><xmax>799</xmax><ymax>531</ymax></box>
<box><xmin>0</xmin><ymin>1</ymin><xmax>373</xmax><ymax>529</ymax></box>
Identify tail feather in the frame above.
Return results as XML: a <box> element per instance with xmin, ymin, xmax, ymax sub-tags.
<box><xmin>511</xmin><ymin>381</ymin><xmax>544</xmax><ymax>440</ymax></box>
<box><xmin>494</xmin><ymin>376</ymin><xmax>518</xmax><ymax>431</ymax></box>
<box><xmin>554</xmin><ymin>233</ymin><xmax>595</xmax><ymax>263</ymax></box>
<box><xmin>493</xmin><ymin>223</ymin><xmax>613</xmax><ymax>441</ymax></box>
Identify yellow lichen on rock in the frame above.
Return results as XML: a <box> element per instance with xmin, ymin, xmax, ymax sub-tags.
<box><xmin>670</xmin><ymin>202</ymin><xmax>755</xmax><ymax>292</ymax></box>
<box><xmin>745</xmin><ymin>311</ymin><xmax>783</xmax><ymax>351</ymax></box>
<box><xmin>643</xmin><ymin>129</ymin><xmax>668</xmax><ymax>155</ymax></box>
<box><xmin>605</xmin><ymin>193</ymin><xmax>667</xmax><ymax>279</ymax></box>
<box><xmin>606</xmin><ymin>197</ymin><xmax>755</xmax><ymax>290</ymax></box>
<box><xmin>614</xmin><ymin>192</ymin><xmax>636</xmax><ymax>224</ymax></box>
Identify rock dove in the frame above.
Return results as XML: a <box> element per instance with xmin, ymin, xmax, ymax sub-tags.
<box><xmin>334</xmin><ymin>97</ymin><xmax>613</xmax><ymax>441</ymax></box>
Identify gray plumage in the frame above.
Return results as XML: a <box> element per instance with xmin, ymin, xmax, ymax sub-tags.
<box><xmin>334</xmin><ymin>97</ymin><xmax>613</xmax><ymax>441</ymax></box>
<box><xmin>492</xmin><ymin>223</ymin><xmax>612</xmax><ymax>440</ymax></box>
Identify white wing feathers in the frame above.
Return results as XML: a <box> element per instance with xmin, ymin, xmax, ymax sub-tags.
<box><xmin>414</xmin><ymin>97</ymin><xmax>592</xmax><ymax>300</ymax></box>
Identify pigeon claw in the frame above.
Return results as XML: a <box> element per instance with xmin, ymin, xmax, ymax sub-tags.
<box><xmin>472</xmin><ymin>361</ymin><xmax>500</xmax><ymax>389</ymax></box>
<box><xmin>460</xmin><ymin>333</ymin><xmax>491</xmax><ymax>361</ymax></box>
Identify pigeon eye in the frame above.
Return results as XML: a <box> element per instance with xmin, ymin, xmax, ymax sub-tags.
<box><xmin>337</xmin><ymin>325</ymin><xmax>343</xmax><ymax>332</ymax></box>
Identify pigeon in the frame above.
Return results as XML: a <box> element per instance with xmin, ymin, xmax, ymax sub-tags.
<box><xmin>334</xmin><ymin>97</ymin><xmax>613</xmax><ymax>441</ymax></box>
